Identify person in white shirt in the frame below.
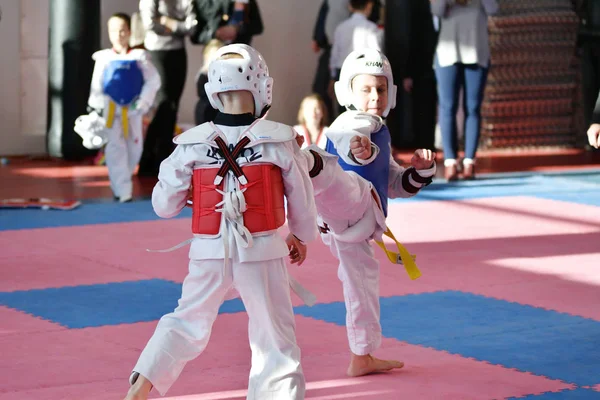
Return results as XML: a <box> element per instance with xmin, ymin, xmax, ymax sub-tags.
<box><xmin>329</xmin><ymin>0</ymin><xmax>383</xmax><ymax>111</ymax></box>
<box><xmin>123</xmin><ymin>44</ymin><xmax>318</xmax><ymax>400</ymax></box>
<box><xmin>137</xmin><ymin>0</ymin><xmax>198</xmax><ymax>177</ymax></box>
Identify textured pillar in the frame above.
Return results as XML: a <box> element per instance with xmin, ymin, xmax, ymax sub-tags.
<box><xmin>47</xmin><ymin>0</ymin><xmax>100</xmax><ymax>159</ymax></box>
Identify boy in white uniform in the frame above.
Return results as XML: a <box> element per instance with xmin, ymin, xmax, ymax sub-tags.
<box><xmin>308</xmin><ymin>48</ymin><xmax>436</xmax><ymax>377</ymax></box>
<box><xmin>124</xmin><ymin>44</ymin><xmax>318</xmax><ymax>400</ymax></box>
<box><xmin>87</xmin><ymin>13</ymin><xmax>161</xmax><ymax>202</ymax></box>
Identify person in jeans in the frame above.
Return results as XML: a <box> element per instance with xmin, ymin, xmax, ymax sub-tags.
<box><xmin>431</xmin><ymin>0</ymin><xmax>498</xmax><ymax>181</ymax></box>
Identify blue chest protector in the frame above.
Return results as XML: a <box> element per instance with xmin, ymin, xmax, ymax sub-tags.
<box><xmin>326</xmin><ymin>125</ymin><xmax>391</xmax><ymax>217</ymax></box>
<box><xmin>102</xmin><ymin>59</ymin><xmax>144</xmax><ymax>106</ymax></box>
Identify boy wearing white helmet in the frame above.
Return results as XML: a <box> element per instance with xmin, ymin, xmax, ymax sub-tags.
<box><xmin>124</xmin><ymin>44</ymin><xmax>318</xmax><ymax>400</ymax></box>
<box><xmin>319</xmin><ymin>48</ymin><xmax>437</xmax><ymax>376</ymax></box>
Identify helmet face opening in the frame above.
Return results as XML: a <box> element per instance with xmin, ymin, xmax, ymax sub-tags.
<box><xmin>335</xmin><ymin>49</ymin><xmax>397</xmax><ymax>118</ymax></box>
<box><xmin>204</xmin><ymin>44</ymin><xmax>273</xmax><ymax>118</ymax></box>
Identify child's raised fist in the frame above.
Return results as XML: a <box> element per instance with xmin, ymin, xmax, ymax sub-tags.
<box><xmin>350</xmin><ymin>135</ymin><xmax>372</xmax><ymax>160</ymax></box>
<box><xmin>411</xmin><ymin>149</ymin><xmax>436</xmax><ymax>170</ymax></box>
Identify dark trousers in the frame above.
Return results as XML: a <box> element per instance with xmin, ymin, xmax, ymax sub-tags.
<box><xmin>312</xmin><ymin>48</ymin><xmax>335</xmax><ymax>119</ymax></box>
<box><xmin>435</xmin><ymin>58</ymin><xmax>488</xmax><ymax>160</ymax></box>
<box><xmin>412</xmin><ymin>75</ymin><xmax>437</xmax><ymax>150</ymax></box>
<box><xmin>387</xmin><ymin>74</ymin><xmax>437</xmax><ymax>151</ymax></box>
<box><xmin>138</xmin><ymin>48</ymin><xmax>187</xmax><ymax>177</ymax></box>
<box><xmin>581</xmin><ymin>41</ymin><xmax>600</xmax><ymax>128</ymax></box>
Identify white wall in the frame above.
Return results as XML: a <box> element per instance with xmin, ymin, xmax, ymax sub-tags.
<box><xmin>0</xmin><ymin>0</ymin><xmax>321</xmax><ymax>156</ymax></box>
<box><xmin>0</xmin><ymin>0</ymin><xmax>29</xmax><ymax>156</ymax></box>
<box><xmin>20</xmin><ymin>0</ymin><xmax>49</xmax><ymax>156</ymax></box>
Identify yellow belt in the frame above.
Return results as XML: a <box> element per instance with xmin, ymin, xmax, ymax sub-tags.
<box><xmin>370</xmin><ymin>190</ymin><xmax>421</xmax><ymax>280</ymax></box>
<box><xmin>375</xmin><ymin>227</ymin><xmax>421</xmax><ymax>280</ymax></box>
<box><xmin>105</xmin><ymin>101</ymin><xmax>129</xmax><ymax>139</ymax></box>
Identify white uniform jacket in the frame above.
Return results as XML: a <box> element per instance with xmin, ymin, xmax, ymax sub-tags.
<box><xmin>152</xmin><ymin>118</ymin><xmax>319</xmax><ymax>262</ymax></box>
<box><xmin>88</xmin><ymin>48</ymin><xmax>161</xmax><ymax>115</ymax></box>
<box><xmin>326</xmin><ymin>111</ymin><xmax>437</xmax><ymax>200</ymax></box>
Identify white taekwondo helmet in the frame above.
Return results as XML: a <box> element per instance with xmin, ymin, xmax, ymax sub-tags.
<box><xmin>204</xmin><ymin>43</ymin><xmax>273</xmax><ymax>118</ymax></box>
<box><xmin>334</xmin><ymin>48</ymin><xmax>397</xmax><ymax>118</ymax></box>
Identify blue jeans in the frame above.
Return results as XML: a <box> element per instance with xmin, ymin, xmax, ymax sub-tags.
<box><xmin>434</xmin><ymin>57</ymin><xmax>489</xmax><ymax>160</ymax></box>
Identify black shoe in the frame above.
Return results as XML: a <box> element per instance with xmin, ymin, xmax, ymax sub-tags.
<box><xmin>137</xmin><ymin>167</ymin><xmax>159</xmax><ymax>177</ymax></box>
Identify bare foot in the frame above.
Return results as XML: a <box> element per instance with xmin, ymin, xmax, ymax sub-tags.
<box><xmin>123</xmin><ymin>373</ymin><xmax>153</xmax><ymax>400</ymax></box>
<box><xmin>347</xmin><ymin>354</ymin><xmax>404</xmax><ymax>377</ymax></box>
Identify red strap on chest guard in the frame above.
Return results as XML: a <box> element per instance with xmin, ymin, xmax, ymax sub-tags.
<box><xmin>191</xmin><ymin>168</ymin><xmax>224</xmax><ymax>235</ymax></box>
<box><xmin>191</xmin><ymin>136</ymin><xmax>286</xmax><ymax>235</ymax></box>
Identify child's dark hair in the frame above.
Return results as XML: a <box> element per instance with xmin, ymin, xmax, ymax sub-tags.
<box><xmin>350</xmin><ymin>0</ymin><xmax>373</xmax><ymax>11</ymax></box>
<box><xmin>110</xmin><ymin>12</ymin><xmax>131</xmax><ymax>30</ymax></box>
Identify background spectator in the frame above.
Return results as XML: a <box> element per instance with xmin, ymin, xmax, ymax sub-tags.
<box><xmin>385</xmin><ymin>0</ymin><xmax>438</xmax><ymax>152</ymax></box>
<box><xmin>431</xmin><ymin>0</ymin><xmax>498</xmax><ymax>181</ymax></box>
<box><xmin>194</xmin><ymin>39</ymin><xmax>224</xmax><ymax>125</ymax></box>
<box><xmin>294</xmin><ymin>94</ymin><xmax>329</xmax><ymax>149</ymax></box>
<box><xmin>191</xmin><ymin>0</ymin><xmax>263</xmax><ymax>46</ymax></box>
<box><xmin>137</xmin><ymin>0</ymin><xmax>198</xmax><ymax>177</ymax></box>
<box><xmin>573</xmin><ymin>0</ymin><xmax>600</xmax><ymax>146</ymax></box>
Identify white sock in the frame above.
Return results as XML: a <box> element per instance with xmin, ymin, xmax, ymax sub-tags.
<box><xmin>444</xmin><ymin>158</ymin><xmax>457</xmax><ymax>167</ymax></box>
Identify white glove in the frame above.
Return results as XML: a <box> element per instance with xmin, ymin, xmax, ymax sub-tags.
<box><xmin>74</xmin><ymin>111</ymin><xmax>109</xmax><ymax>150</ymax></box>
<box><xmin>328</xmin><ymin>110</ymin><xmax>383</xmax><ymax>136</ymax></box>
<box><xmin>132</xmin><ymin>99</ymin><xmax>151</xmax><ymax>115</ymax></box>
<box><xmin>324</xmin><ymin>111</ymin><xmax>383</xmax><ymax>166</ymax></box>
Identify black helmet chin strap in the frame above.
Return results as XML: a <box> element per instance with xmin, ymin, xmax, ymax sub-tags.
<box><xmin>259</xmin><ymin>104</ymin><xmax>271</xmax><ymax>119</ymax></box>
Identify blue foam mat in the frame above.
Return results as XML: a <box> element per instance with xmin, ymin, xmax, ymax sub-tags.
<box><xmin>2</xmin><ymin>171</ymin><xmax>599</xmax><ymax>231</ymax></box>
<box><xmin>294</xmin><ymin>291</ymin><xmax>600</xmax><ymax>387</ymax></box>
<box><xmin>507</xmin><ymin>388</ymin><xmax>600</xmax><ymax>399</ymax></box>
<box><xmin>0</xmin><ymin>200</ymin><xmax>191</xmax><ymax>231</ymax></box>
<box><xmin>0</xmin><ymin>279</ymin><xmax>245</xmax><ymax>329</ymax></box>
<box><xmin>2</xmin><ymin>283</ymin><xmax>599</xmax><ymax>388</ymax></box>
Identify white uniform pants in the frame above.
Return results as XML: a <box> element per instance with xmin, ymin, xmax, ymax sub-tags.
<box><xmin>133</xmin><ymin>257</ymin><xmax>305</xmax><ymax>399</ymax></box>
<box><xmin>105</xmin><ymin>114</ymin><xmax>143</xmax><ymax>199</ymax></box>
<box><xmin>320</xmin><ymin>207</ymin><xmax>382</xmax><ymax>356</ymax></box>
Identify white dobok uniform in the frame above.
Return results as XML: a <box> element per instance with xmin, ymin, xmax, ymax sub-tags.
<box><xmin>87</xmin><ymin>48</ymin><xmax>160</xmax><ymax>200</ymax></box>
<box><xmin>301</xmin><ymin>112</ymin><xmax>436</xmax><ymax>356</ymax></box>
<box><xmin>133</xmin><ymin>117</ymin><xmax>318</xmax><ymax>399</ymax></box>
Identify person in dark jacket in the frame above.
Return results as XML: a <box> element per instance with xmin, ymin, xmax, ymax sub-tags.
<box><xmin>137</xmin><ymin>0</ymin><xmax>198</xmax><ymax>177</ymax></box>
<box><xmin>311</xmin><ymin>1</ymin><xmax>335</xmax><ymax>118</ymax></box>
<box><xmin>191</xmin><ymin>0</ymin><xmax>263</xmax><ymax>46</ymax></box>
<box><xmin>194</xmin><ymin>39</ymin><xmax>222</xmax><ymax>125</ymax></box>
<box><xmin>587</xmin><ymin>89</ymin><xmax>600</xmax><ymax>148</ymax></box>
<box><xmin>574</xmin><ymin>0</ymin><xmax>600</xmax><ymax>135</ymax></box>
<box><xmin>191</xmin><ymin>0</ymin><xmax>263</xmax><ymax>125</ymax></box>
<box><xmin>385</xmin><ymin>0</ymin><xmax>438</xmax><ymax>152</ymax></box>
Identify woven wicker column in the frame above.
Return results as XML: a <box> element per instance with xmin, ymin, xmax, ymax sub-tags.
<box><xmin>481</xmin><ymin>0</ymin><xmax>580</xmax><ymax>149</ymax></box>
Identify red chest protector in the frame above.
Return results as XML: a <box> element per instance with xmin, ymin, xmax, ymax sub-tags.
<box><xmin>178</xmin><ymin>121</ymin><xmax>293</xmax><ymax>237</ymax></box>
<box><xmin>191</xmin><ymin>163</ymin><xmax>285</xmax><ymax>235</ymax></box>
